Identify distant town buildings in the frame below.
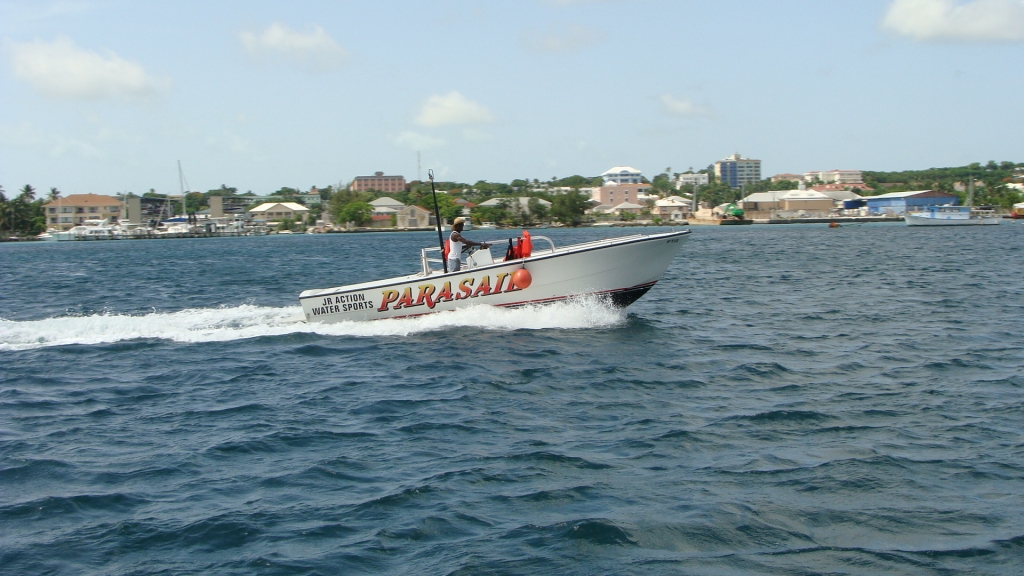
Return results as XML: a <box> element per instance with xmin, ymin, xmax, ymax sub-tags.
<box><xmin>770</xmin><ymin>173</ymin><xmax>804</xmax><ymax>183</ymax></box>
<box><xmin>477</xmin><ymin>197</ymin><xmax>553</xmax><ymax>212</ymax></box>
<box><xmin>207</xmin><ymin>195</ymin><xmax>257</xmax><ymax>219</ymax></box>
<box><xmin>809</xmin><ymin>185</ymin><xmax>866</xmax><ymax>201</ymax></box>
<box><xmin>351</xmin><ymin>171</ymin><xmax>407</xmax><ymax>193</ymax></box>
<box><xmin>369</xmin><ymin>196</ymin><xmax>405</xmax><ymax>213</ymax></box>
<box><xmin>715</xmin><ymin>154</ymin><xmax>761</xmax><ymax>189</ymax></box>
<box><xmin>653</xmin><ymin>195</ymin><xmax>692</xmax><ymax>221</ymax></box>
<box><xmin>602</xmin><ymin>166</ymin><xmax>643</xmax><ymax>185</ymax></box>
<box><xmin>776</xmin><ymin>190</ymin><xmax>835</xmax><ymax>212</ymax></box>
<box><xmin>805</xmin><ymin>170</ymin><xmax>863</xmax><ymax>185</ymax></box>
<box><xmin>588</xmin><ymin>183</ymin><xmax>651</xmax><ymax>206</ymax></box>
<box><xmin>43</xmin><ymin>194</ymin><xmax>122</xmax><ymax>230</ymax></box>
<box><xmin>675</xmin><ymin>173</ymin><xmax>709</xmax><ymax>188</ymax></box>
<box><xmin>249</xmin><ymin>202</ymin><xmax>310</xmax><ymax>222</ymax></box>
<box><xmin>454</xmin><ymin>198</ymin><xmax>476</xmax><ymax>216</ymax></box>
<box><xmin>395</xmin><ymin>205</ymin><xmax>434</xmax><ymax>228</ymax></box>
<box><xmin>367</xmin><ymin>196</ymin><xmax>404</xmax><ymax>225</ymax></box>
<box><xmin>740</xmin><ymin>191</ymin><xmax>788</xmax><ymax>213</ymax></box>
<box><xmin>298</xmin><ymin>192</ymin><xmax>322</xmax><ymax>205</ymax></box>
<box><xmin>865</xmin><ymin>190</ymin><xmax>958</xmax><ymax>215</ymax></box>
<box><xmin>740</xmin><ymin>187</ymin><xmax>865</xmax><ymax>216</ymax></box>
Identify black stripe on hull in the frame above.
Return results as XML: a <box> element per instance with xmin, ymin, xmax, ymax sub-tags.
<box><xmin>495</xmin><ymin>281</ymin><xmax>658</xmax><ymax>312</ymax></box>
<box><xmin>607</xmin><ymin>283</ymin><xmax>655</xmax><ymax>307</ymax></box>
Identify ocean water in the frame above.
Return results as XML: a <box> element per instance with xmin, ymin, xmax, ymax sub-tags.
<box><xmin>2</xmin><ymin>224</ymin><xmax>1023</xmax><ymax>575</ymax></box>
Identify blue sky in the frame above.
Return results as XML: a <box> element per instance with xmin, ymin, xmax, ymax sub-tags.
<box><xmin>1</xmin><ymin>0</ymin><xmax>1023</xmax><ymax>196</ymax></box>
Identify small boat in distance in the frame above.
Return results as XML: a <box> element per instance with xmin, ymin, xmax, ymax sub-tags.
<box><xmin>906</xmin><ymin>176</ymin><xmax>1001</xmax><ymax>226</ymax></box>
<box><xmin>476</xmin><ymin>221</ymin><xmax>497</xmax><ymax>230</ymax></box>
<box><xmin>300</xmin><ymin>229</ymin><xmax>689</xmax><ymax>322</ymax></box>
<box><xmin>904</xmin><ymin>205</ymin><xmax>1001</xmax><ymax>226</ymax></box>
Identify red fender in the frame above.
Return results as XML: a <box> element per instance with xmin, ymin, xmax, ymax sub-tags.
<box><xmin>512</xmin><ymin>268</ymin><xmax>532</xmax><ymax>289</ymax></box>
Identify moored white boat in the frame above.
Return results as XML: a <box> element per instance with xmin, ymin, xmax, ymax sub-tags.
<box><xmin>300</xmin><ymin>229</ymin><xmax>689</xmax><ymax>322</ymax></box>
<box><xmin>50</xmin><ymin>219</ymin><xmax>124</xmax><ymax>240</ymax></box>
<box><xmin>904</xmin><ymin>205</ymin><xmax>1000</xmax><ymax>226</ymax></box>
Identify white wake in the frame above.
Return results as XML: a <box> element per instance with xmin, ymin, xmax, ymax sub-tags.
<box><xmin>0</xmin><ymin>298</ymin><xmax>625</xmax><ymax>351</ymax></box>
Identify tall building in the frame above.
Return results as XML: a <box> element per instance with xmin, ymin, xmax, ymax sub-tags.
<box><xmin>351</xmin><ymin>171</ymin><xmax>406</xmax><ymax>193</ymax></box>
<box><xmin>715</xmin><ymin>154</ymin><xmax>761</xmax><ymax>189</ymax></box>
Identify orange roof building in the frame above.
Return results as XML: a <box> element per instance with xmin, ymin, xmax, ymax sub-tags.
<box><xmin>42</xmin><ymin>194</ymin><xmax>122</xmax><ymax>230</ymax></box>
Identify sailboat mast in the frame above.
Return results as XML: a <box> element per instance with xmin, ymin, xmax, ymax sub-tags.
<box><xmin>178</xmin><ymin>160</ymin><xmax>186</xmax><ymax>218</ymax></box>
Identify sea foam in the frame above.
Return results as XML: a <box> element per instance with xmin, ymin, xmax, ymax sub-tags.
<box><xmin>0</xmin><ymin>297</ymin><xmax>624</xmax><ymax>351</ymax></box>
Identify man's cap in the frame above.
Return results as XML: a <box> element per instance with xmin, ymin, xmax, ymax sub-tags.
<box><xmin>453</xmin><ymin>217</ymin><xmax>466</xmax><ymax>225</ymax></box>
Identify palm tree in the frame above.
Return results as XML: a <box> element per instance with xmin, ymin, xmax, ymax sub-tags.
<box><xmin>19</xmin><ymin>184</ymin><xmax>35</xmax><ymax>201</ymax></box>
<box><xmin>0</xmin><ymin>185</ymin><xmax>6</xmax><ymax>234</ymax></box>
<box><xmin>48</xmin><ymin>187</ymin><xmax>61</xmax><ymax>202</ymax></box>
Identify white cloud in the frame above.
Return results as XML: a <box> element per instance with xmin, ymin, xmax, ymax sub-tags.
<box><xmin>415</xmin><ymin>92</ymin><xmax>495</xmax><ymax>127</ymax></box>
<box><xmin>522</xmin><ymin>24</ymin><xmax>599</xmax><ymax>53</ymax></box>
<box><xmin>3</xmin><ymin>36</ymin><xmax>169</xmax><ymax>100</ymax></box>
<box><xmin>660</xmin><ymin>95</ymin><xmax>714</xmax><ymax>118</ymax></box>
<box><xmin>239</xmin><ymin>23</ymin><xmax>347</xmax><ymax>71</ymax></box>
<box><xmin>394</xmin><ymin>130</ymin><xmax>446</xmax><ymax>150</ymax></box>
<box><xmin>881</xmin><ymin>0</ymin><xmax>1024</xmax><ymax>41</ymax></box>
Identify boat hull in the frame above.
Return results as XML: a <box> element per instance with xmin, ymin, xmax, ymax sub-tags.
<box><xmin>904</xmin><ymin>213</ymin><xmax>1000</xmax><ymax>226</ymax></box>
<box><xmin>300</xmin><ymin>230</ymin><xmax>689</xmax><ymax>322</ymax></box>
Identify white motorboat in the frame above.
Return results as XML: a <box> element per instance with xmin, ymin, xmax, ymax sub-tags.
<box><xmin>51</xmin><ymin>219</ymin><xmax>123</xmax><ymax>240</ymax></box>
<box><xmin>904</xmin><ymin>205</ymin><xmax>1000</xmax><ymax>226</ymax></box>
<box><xmin>300</xmin><ymin>229</ymin><xmax>689</xmax><ymax>322</ymax></box>
<box><xmin>476</xmin><ymin>222</ymin><xmax>497</xmax><ymax>230</ymax></box>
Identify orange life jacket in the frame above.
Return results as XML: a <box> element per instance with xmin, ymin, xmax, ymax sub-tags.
<box><xmin>519</xmin><ymin>230</ymin><xmax>532</xmax><ymax>258</ymax></box>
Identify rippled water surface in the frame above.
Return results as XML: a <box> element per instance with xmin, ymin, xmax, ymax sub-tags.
<box><xmin>2</xmin><ymin>224</ymin><xmax>1023</xmax><ymax>574</ymax></box>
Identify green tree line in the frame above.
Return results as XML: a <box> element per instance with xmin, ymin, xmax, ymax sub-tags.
<box><xmin>330</xmin><ymin>176</ymin><xmax>600</xmax><ymax>227</ymax></box>
<box><xmin>862</xmin><ymin>161</ymin><xmax>1024</xmax><ymax>207</ymax></box>
<box><xmin>0</xmin><ymin>185</ymin><xmax>48</xmax><ymax>237</ymax></box>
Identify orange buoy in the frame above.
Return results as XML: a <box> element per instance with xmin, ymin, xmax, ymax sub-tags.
<box><xmin>512</xmin><ymin>268</ymin><xmax>532</xmax><ymax>290</ymax></box>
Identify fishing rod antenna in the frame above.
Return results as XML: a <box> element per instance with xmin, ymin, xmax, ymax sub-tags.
<box><xmin>428</xmin><ymin>169</ymin><xmax>447</xmax><ymax>273</ymax></box>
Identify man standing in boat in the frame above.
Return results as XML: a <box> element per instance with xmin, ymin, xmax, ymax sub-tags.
<box><xmin>448</xmin><ymin>217</ymin><xmax>489</xmax><ymax>272</ymax></box>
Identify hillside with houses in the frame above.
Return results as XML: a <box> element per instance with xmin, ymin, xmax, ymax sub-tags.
<box><xmin>3</xmin><ymin>157</ymin><xmax>1023</xmax><ymax>238</ymax></box>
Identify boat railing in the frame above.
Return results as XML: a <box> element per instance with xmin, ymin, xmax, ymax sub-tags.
<box><xmin>481</xmin><ymin>235</ymin><xmax>557</xmax><ymax>256</ymax></box>
<box><xmin>420</xmin><ymin>247</ymin><xmax>445</xmax><ymax>275</ymax></box>
<box><xmin>419</xmin><ymin>235</ymin><xmax>559</xmax><ymax>276</ymax></box>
